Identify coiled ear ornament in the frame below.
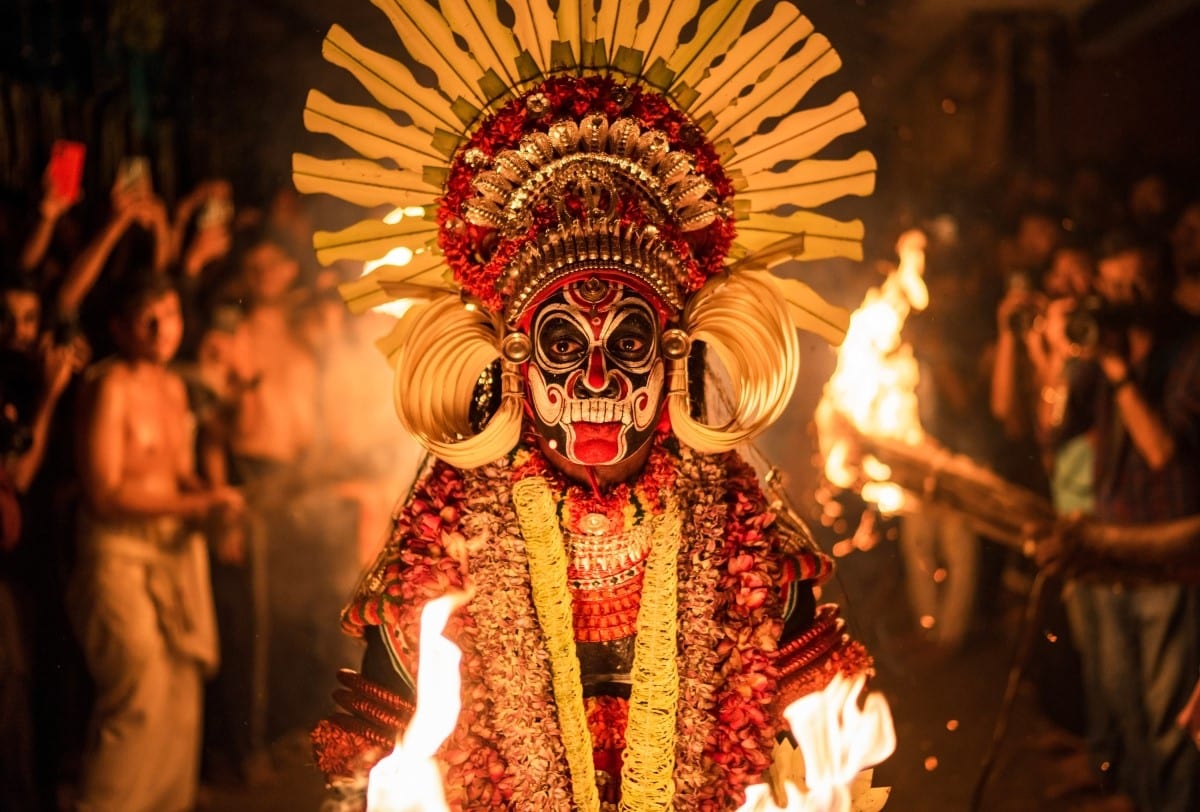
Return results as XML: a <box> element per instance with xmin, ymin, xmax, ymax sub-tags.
<box><xmin>392</xmin><ymin>295</ymin><xmax>523</xmax><ymax>468</ymax></box>
<box><xmin>667</xmin><ymin>272</ymin><xmax>800</xmax><ymax>453</ymax></box>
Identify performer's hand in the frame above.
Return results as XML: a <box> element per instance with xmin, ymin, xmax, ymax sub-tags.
<box><xmin>182</xmin><ymin>225</ymin><xmax>231</xmax><ymax>277</ymax></box>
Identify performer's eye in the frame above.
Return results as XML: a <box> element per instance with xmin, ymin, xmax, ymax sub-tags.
<box><xmin>538</xmin><ymin>318</ymin><xmax>588</xmax><ymax>364</ymax></box>
<box><xmin>553</xmin><ymin>337</ymin><xmax>584</xmax><ymax>356</ymax></box>
<box><xmin>608</xmin><ymin>311</ymin><xmax>654</xmax><ymax>363</ymax></box>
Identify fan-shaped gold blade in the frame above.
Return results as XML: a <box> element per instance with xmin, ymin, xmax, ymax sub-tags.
<box><xmin>314</xmin><ymin>216</ymin><xmax>439</xmax><ymax>265</ymax></box>
<box><xmin>339</xmin><ymin>253</ymin><xmax>453</xmax><ymax>314</ymax></box>
<box><xmin>709</xmin><ymin>34</ymin><xmax>841</xmax><ymax>145</ymax></box>
<box><xmin>304</xmin><ymin>91</ymin><xmax>444</xmax><ymax>169</ymax></box>
<box><xmin>761</xmin><ymin>273</ymin><xmax>850</xmax><ymax>346</ymax></box>
<box><xmin>556</xmin><ymin>0</ymin><xmax>585</xmax><ymax>64</ymax></box>
<box><xmin>727</xmin><ymin>92</ymin><xmax>865</xmax><ymax>175</ymax></box>
<box><xmin>323</xmin><ymin>25</ymin><xmax>461</xmax><ymax>136</ymax></box>
<box><xmin>736</xmin><ymin>210</ymin><xmax>866</xmax><ymax>261</ymax></box>
<box><xmin>369</xmin><ymin>0</ymin><xmax>486</xmax><ymax>106</ymax></box>
<box><xmin>634</xmin><ymin>0</ymin><xmax>700</xmax><ymax>74</ymax></box>
<box><xmin>690</xmin><ymin>6</ymin><xmax>813</xmax><ymax>116</ymax></box>
<box><xmin>293</xmin><ymin>153</ymin><xmax>439</xmax><ymax>209</ymax></box>
<box><xmin>594</xmin><ymin>0</ymin><xmax>636</xmax><ymax>65</ymax></box>
<box><xmin>510</xmin><ymin>0</ymin><xmax>557</xmax><ymax>73</ymax></box>
<box><xmin>667</xmin><ymin>0</ymin><xmax>757</xmax><ymax>93</ymax></box>
<box><xmin>743</xmin><ymin>151</ymin><xmax>877</xmax><ymax>212</ymax></box>
<box><xmin>440</xmin><ymin>0</ymin><xmax>523</xmax><ymax>89</ymax></box>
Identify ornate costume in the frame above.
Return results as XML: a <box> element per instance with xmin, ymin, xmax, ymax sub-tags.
<box><xmin>293</xmin><ymin>0</ymin><xmax>885</xmax><ymax>808</ymax></box>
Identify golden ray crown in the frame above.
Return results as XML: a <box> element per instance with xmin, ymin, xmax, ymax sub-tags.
<box><xmin>294</xmin><ymin>0</ymin><xmax>873</xmax><ymax>341</ymax></box>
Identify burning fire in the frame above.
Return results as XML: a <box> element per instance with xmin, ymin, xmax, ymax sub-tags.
<box><xmin>815</xmin><ymin>230</ymin><xmax>928</xmax><ymax>518</ymax></box>
<box><xmin>367</xmin><ymin>593</ymin><xmax>467</xmax><ymax>812</ymax></box>
<box><xmin>738</xmin><ymin>673</ymin><xmax>896</xmax><ymax>812</ymax></box>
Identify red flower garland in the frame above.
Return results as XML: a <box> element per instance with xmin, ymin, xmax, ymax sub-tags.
<box><xmin>326</xmin><ymin>441</ymin><xmax>851</xmax><ymax>809</ymax></box>
<box><xmin>697</xmin><ymin>452</ymin><xmax>788</xmax><ymax>808</ymax></box>
<box><xmin>437</xmin><ymin>75</ymin><xmax>737</xmax><ymax>313</ymax></box>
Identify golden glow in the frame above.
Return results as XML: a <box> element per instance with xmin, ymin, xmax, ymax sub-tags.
<box><xmin>366</xmin><ymin>593</ymin><xmax>467</xmax><ymax>812</ymax></box>
<box><xmin>860</xmin><ymin>482</ymin><xmax>905</xmax><ymax>516</ymax></box>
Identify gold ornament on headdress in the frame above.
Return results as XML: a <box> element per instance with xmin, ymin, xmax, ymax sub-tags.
<box><xmin>295</xmin><ymin>0</ymin><xmax>875</xmax><ymax>466</ymax></box>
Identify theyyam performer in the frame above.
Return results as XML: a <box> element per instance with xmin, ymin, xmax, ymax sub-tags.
<box><xmin>293</xmin><ymin>0</ymin><xmax>890</xmax><ymax>808</ymax></box>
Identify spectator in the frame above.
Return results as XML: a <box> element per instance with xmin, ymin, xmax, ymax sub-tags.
<box><xmin>69</xmin><ymin>271</ymin><xmax>240</xmax><ymax>811</ymax></box>
<box><xmin>200</xmin><ymin>228</ymin><xmax>318</xmax><ymax>773</ymax></box>
<box><xmin>1050</xmin><ymin>228</ymin><xmax>1200</xmax><ymax>811</ymax></box>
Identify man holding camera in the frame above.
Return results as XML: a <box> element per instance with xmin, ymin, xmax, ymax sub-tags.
<box><xmin>1049</xmin><ymin>230</ymin><xmax>1200</xmax><ymax>812</ymax></box>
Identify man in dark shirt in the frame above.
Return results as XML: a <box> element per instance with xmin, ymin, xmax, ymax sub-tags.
<box><xmin>1058</xmin><ymin>229</ymin><xmax>1200</xmax><ymax>812</ymax></box>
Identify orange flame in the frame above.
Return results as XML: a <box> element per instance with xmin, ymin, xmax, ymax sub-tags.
<box><xmin>367</xmin><ymin>592</ymin><xmax>467</xmax><ymax>812</ymax></box>
<box><xmin>816</xmin><ymin>230</ymin><xmax>928</xmax><ymax>516</ymax></box>
<box><xmin>737</xmin><ymin>674</ymin><xmax>896</xmax><ymax>812</ymax></box>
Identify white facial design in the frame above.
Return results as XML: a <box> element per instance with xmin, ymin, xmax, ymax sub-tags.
<box><xmin>525</xmin><ymin>279</ymin><xmax>666</xmax><ymax>466</ymax></box>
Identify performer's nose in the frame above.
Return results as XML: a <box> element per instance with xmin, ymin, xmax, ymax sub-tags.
<box><xmin>578</xmin><ymin>347</ymin><xmax>617</xmax><ymax>397</ymax></box>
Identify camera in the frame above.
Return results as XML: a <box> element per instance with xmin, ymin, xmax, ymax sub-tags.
<box><xmin>1064</xmin><ymin>294</ymin><xmax>1133</xmax><ymax>354</ymax></box>
<box><xmin>1006</xmin><ymin>270</ymin><xmax>1040</xmax><ymax>334</ymax></box>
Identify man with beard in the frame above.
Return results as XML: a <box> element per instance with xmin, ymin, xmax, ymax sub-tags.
<box><xmin>1053</xmin><ymin>229</ymin><xmax>1200</xmax><ymax>811</ymax></box>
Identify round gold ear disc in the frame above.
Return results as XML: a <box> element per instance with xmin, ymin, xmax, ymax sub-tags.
<box><xmin>662</xmin><ymin>328</ymin><xmax>690</xmax><ymax>360</ymax></box>
<box><xmin>502</xmin><ymin>331</ymin><xmax>533</xmax><ymax>363</ymax></box>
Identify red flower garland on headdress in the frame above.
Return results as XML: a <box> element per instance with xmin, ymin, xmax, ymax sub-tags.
<box><xmin>438</xmin><ymin>75</ymin><xmax>736</xmax><ymax>314</ymax></box>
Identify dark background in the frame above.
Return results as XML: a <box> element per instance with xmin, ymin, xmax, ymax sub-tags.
<box><xmin>2</xmin><ymin>0</ymin><xmax>1199</xmax><ymax>214</ymax></box>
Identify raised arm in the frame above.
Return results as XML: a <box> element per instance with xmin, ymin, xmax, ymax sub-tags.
<box><xmin>5</xmin><ymin>337</ymin><xmax>83</xmax><ymax>492</ymax></box>
<box><xmin>19</xmin><ymin>173</ymin><xmax>78</xmax><ymax>273</ymax></box>
<box><xmin>1098</xmin><ymin>331</ymin><xmax>1198</xmax><ymax>471</ymax></box>
<box><xmin>56</xmin><ymin>207</ymin><xmax>136</xmax><ymax>318</ymax></box>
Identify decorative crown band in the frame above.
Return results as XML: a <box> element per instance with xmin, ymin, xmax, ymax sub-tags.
<box><xmin>501</xmin><ymin>219</ymin><xmax>690</xmax><ymax>324</ymax></box>
<box><xmin>462</xmin><ymin>114</ymin><xmax>719</xmax><ymax>238</ymax></box>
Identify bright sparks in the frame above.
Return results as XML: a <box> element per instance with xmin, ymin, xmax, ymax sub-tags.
<box><xmin>816</xmin><ymin>230</ymin><xmax>929</xmax><ymax>516</ymax></box>
<box><xmin>737</xmin><ymin>673</ymin><xmax>896</xmax><ymax>812</ymax></box>
<box><xmin>366</xmin><ymin>593</ymin><xmax>467</xmax><ymax>812</ymax></box>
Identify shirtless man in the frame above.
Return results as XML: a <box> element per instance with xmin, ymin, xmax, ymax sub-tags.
<box><xmin>72</xmin><ymin>272</ymin><xmax>240</xmax><ymax>812</ymax></box>
<box><xmin>228</xmin><ymin>232</ymin><xmax>317</xmax><ymax>468</ymax></box>
<box><xmin>206</xmin><ymin>230</ymin><xmax>319</xmax><ymax>762</ymax></box>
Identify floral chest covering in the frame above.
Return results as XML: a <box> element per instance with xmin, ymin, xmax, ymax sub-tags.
<box><xmin>339</xmin><ymin>439</ymin><xmax>832</xmax><ymax>810</ymax></box>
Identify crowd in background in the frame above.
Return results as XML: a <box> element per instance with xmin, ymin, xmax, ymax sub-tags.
<box><xmin>0</xmin><ymin>150</ymin><xmax>420</xmax><ymax>810</ymax></box>
<box><xmin>881</xmin><ymin>164</ymin><xmax>1200</xmax><ymax>811</ymax></box>
<box><xmin>1</xmin><ymin>138</ymin><xmax>1199</xmax><ymax>810</ymax></box>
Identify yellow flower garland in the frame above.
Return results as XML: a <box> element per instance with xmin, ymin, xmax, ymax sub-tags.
<box><xmin>620</xmin><ymin>504</ymin><xmax>680</xmax><ymax>812</ymax></box>
<box><xmin>514</xmin><ymin>477</ymin><xmax>600</xmax><ymax>812</ymax></box>
<box><xmin>513</xmin><ymin>476</ymin><xmax>681</xmax><ymax>812</ymax></box>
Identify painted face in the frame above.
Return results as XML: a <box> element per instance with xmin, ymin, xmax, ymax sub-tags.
<box><xmin>525</xmin><ymin>277</ymin><xmax>665</xmax><ymax>466</ymax></box>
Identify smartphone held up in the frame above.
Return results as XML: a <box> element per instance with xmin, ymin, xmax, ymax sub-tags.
<box><xmin>48</xmin><ymin>140</ymin><xmax>86</xmax><ymax>206</ymax></box>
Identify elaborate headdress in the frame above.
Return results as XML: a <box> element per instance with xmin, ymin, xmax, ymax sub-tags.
<box><xmin>294</xmin><ymin>0</ymin><xmax>875</xmax><ymax>467</ymax></box>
